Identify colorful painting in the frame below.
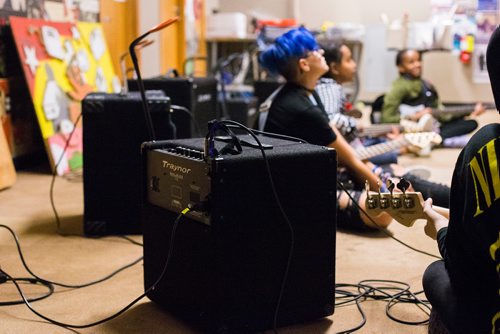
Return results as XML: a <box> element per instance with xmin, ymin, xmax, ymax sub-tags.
<box><xmin>9</xmin><ymin>16</ymin><xmax>119</xmax><ymax>175</ymax></box>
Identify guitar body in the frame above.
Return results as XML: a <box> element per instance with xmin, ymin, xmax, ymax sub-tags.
<box><xmin>355</xmin><ymin>131</ymin><xmax>442</xmax><ymax>161</ymax></box>
<box><xmin>0</xmin><ymin>122</ymin><xmax>16</xmax><ymax>190</ymax></box>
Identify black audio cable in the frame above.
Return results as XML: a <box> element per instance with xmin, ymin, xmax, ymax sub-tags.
<box><xmin>0</xmin><ymin>268</ymin><xmax>54</xmax><ymax>306</ymax></box>
<box><xmin>0</xmin><ymin>224</ymin><xmax>143</xmax><ymax>290</ymax></box>
<box><xmin>0</xmin><ymin>208</ymin><xmax>191</xmax><ymax>329</ymax></box>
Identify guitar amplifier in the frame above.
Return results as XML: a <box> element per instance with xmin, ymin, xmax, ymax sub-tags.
<box><xmin>221</xmin><ymin>96</ymin><xmax>259</xmax><ymax>128</ymax></box>
<box><xmin>141</xmin><ymin>135</ymin><xmax>337</xmax><ymax>333</ymax></box>
<box><xmin>128</xmin><ymin>77</ymin><xmax>218</xmax><ymax>138</ymax></box>
<box><xmin>82</xmin><ymin>91</ymin><xmax>173</xmax><ymax>235</ymax></box>
<box><xmin>253</xmin><ymin>80</ymin><xmax>283</xmax><ymax>105</ymax></box>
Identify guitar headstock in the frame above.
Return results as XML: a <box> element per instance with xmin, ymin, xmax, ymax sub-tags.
<box><xmin>364</xmin><ymin>179</ymin><xmax>426</xmax><ymax>227</ymax></box>
<box><xmin>403</xmin><ymin>132</ymin><xmax>442</xmax><ymax>149</ymax></box>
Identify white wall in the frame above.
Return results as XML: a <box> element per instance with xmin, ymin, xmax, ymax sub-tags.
<box><xmin>138</xmin><ymin>0</ymin><xmax>161</xmax><ymax>78</ymax></box>
<box><xmin>212</xmin><ymin>0</ymin><xmax>431</xmax><ymax>27</ymax></box>
<box><xmin>217</xmin><ymin>0</ymin><xmax>294</xmax><ymax>20</ymax></box>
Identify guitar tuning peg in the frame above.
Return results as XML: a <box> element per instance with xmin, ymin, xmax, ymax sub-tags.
<box><xmin>365</xmin><ymin>180</ymin><xmax>370</xmax><ymax>196</ymax></box>
<box><xmin>397</xmin><ymin>178</ymin><xmax>410</xmax><ymax>194</ymax></box>
<box><xmin>386</xmin><ymin>179</ymin><xmax>394</xmax><ymax>195</ymax></box>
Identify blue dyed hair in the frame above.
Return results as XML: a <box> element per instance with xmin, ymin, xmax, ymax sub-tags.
<box><xmin>259</xmin><ymin>27</ymin><xmax>319</xmax><ymax>78</ymax></box>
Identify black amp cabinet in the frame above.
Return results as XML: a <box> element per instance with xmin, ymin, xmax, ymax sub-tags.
<box><xmin>141</xmin><ymin>135</ymin><xmax>337</xmax><ymax>333</ymax></box>
<box><xmin>82</xmin><ymin>91</ymin><xmax>173</xmax><ymax>235</ymax></box>
<box><xmin>128</xmin><ymin>77</ymin><xmax>218</xmax><ymax>138</ymax></box>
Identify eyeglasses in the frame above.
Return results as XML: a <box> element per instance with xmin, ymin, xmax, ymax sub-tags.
<box><xmin>303</xmin><ymin>48</ymin><xmax>324</xmax><ymax>58</ymax></box>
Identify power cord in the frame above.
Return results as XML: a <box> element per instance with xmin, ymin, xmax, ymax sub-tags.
<box><xmin>334</xmin><ymin>280</ymin><xmax>431</xmax><ymax>333</ymax></box>
<box><xmin>0</xmin><ymin>269</ymin><xmax>54</xmax><ymax>306</ymax></box>
<box><xmin>49</xmin><ymin>112</ymin><xmax>82</xmax><ymax>234</ymax></box>
<box><xmin>0</xmin><ymin>208</ymin><xmax>190</xmax><ymax>329</ymax></box>
<box><xmin>0</xmin><ymin>224</ymin><xmax>143</xmax><ymax>290</ymax></box>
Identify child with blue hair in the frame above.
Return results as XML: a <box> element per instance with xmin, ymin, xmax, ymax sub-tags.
<box><xmin>259</xmin><ymin>27</ymin><xmax>450</xmax><ymax>230</ymax></box>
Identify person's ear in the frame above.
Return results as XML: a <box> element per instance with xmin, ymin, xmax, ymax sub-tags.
<box><xmin>298</xmin><ymin>58</ymin><xmax>310</xmax><ymax>72</ymax></box>
<box><xmin>330</xmin><ymin>62</ymin><xmax>340</xmax><ymax>76</ymax></box>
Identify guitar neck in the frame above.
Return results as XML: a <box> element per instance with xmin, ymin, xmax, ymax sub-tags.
<box><xmin>360</xmin><ymin>123</ymin><xmax>401</xmax><ymax>137</ymax></box>
<box><xmin>355</xmin><ymin>137</ymin><xmax>408</xmax><ymax>161</ymax></box>
<box><xmin>432</xmin><ymin>103</ymin><xmax>495</xmax><ymax>118</ymax></box>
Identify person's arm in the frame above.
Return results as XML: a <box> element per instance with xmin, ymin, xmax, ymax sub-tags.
<box><xmin>316</xmin><ymin>80</ymin><xmax>359</xmax><ymax>138</ymax></box>
<box><xmin>327</xmin><ymin>126</ymin><xmax>381</xmax><ymax>190</ymax></box>
<box><xmin>329</xmin><ymin>114</ymin><xmax>358</xmax><ymax>140</ymax></box>
<box><xmin>382</xmin><ymin>78</ymin><xmax>418</xmax><ymax>124</ymax></box>
<box><xmin>407</xmin><ymin>107</ymin><xmax>432</xmax><ymax>121</ymax></box>
<box><xmin>381</xmin><ymin>86</ymin><xmax>404</xmax><ymax>123</ymax></box>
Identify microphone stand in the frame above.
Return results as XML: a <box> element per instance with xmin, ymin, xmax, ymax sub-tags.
<box><xmin>215</xmin><ymin>52</ymin><xmax>243</xmax><ymax>120</ymax></box>
<box><xmin>119</xmin><ymin>39</ymin><xmax>154</xmax><ymax>96</ymax></box>
<box><xmin>129</xmin><ymin>17</ymin><xmax>179</xmax><ymax>141</ymax></box>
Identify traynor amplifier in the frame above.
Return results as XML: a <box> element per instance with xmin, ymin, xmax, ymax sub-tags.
<box><xmin>82</xmin><ymin>91</ymin><xmax>174</xmax><ymax>235</ymax></box>
<box><xmin>142</xmin><ymin>135</ymin><xmax>337</xmax><ymax>333</ymax></box>
<box><xmin>128</xmin><ymin>77</ymin><xmax>217</xmax><ymax>138</ymax></box>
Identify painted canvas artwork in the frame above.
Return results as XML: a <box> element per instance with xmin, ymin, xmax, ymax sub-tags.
<box><xmin>9</xmin><ymin>16</ymin><xmax>119</xmax><ymax>175</ymax></box>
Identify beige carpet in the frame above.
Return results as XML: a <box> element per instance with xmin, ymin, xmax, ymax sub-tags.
<box><xmin>0</xmin><ymin>110</ymin><xmax>498</xmax><ymax>334</ymax></box>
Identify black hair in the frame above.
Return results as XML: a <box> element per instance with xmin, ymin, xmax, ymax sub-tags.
<box><xmin>319</xmin><ymin>40</ymin><xmax>343</xmax><ymax>79</ymax></box>
<box><xmin>396</xmin><ymin>49</ymin><xmax>422</xmax><ymax>66</ymax></box>
<box><xmin>320</xmin><ymin>40</ymin><xmax>343</xmax><ymax>64</ymax></box>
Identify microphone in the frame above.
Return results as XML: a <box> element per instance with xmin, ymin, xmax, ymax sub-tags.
<box><xmin>129</xmin><ymin>17</ymin><xmax>180</xmax><ymax>141</ymax></box>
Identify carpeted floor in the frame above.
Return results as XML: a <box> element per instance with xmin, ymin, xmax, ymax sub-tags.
<box><xmin>0</xmin><ymin>110</ymin><xmax>498</xmax><ymax>334</ymax></box>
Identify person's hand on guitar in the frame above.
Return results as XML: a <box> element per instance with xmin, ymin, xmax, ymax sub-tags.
<box><xmin>422</xmin><ymin>198</ymin><xmax>449</xmax><ymax>240</ymax></box>
<box><xmin>408</xmin><ymin>107</ymin><xmax>432</xmax><ymax>122</ymax></box>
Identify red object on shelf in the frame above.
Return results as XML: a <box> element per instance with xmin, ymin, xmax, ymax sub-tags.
<box><xmin>257</xmin><ymin>18</ymin><xmax>297</xmax><ymax>29</ymax></box>
<box><xmin>460</xmin><ymin>51</ymin><xmax>472</xmax><ymax>64</ymax></box>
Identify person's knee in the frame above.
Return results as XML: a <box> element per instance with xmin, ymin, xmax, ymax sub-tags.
<box><xmin>423</xmin><ymin>260</ymin><xmax>446</xmax><ymax>293</ymax></box>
